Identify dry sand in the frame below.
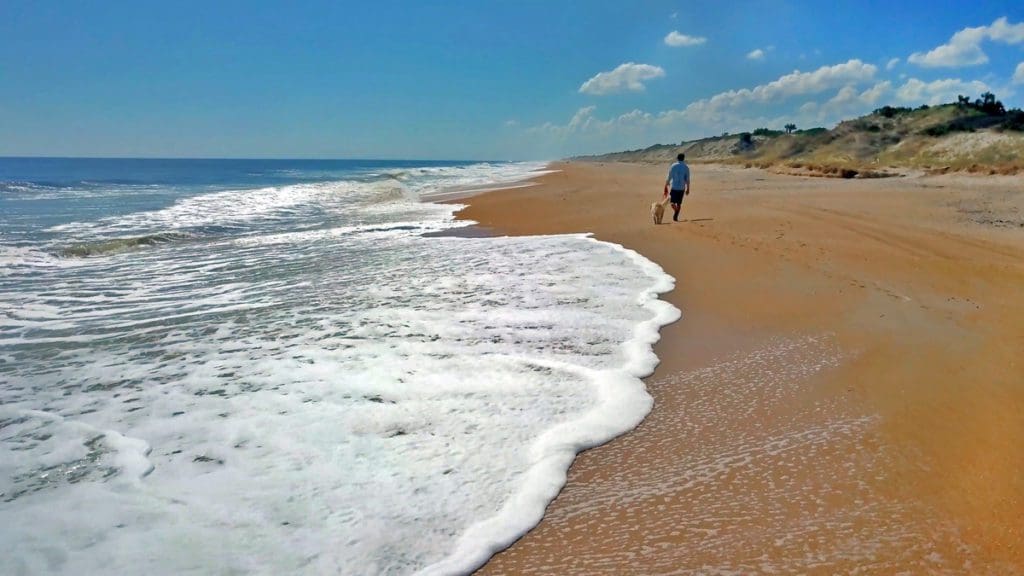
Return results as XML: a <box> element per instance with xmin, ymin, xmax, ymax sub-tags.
<box><xmin>454</xmin><ymin>162</ymin><xmax>1024</xmax><ymax>574</ymax></box>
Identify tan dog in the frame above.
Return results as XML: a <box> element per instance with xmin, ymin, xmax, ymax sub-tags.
<box><xmin>651</xmin><ymin>197</ymin><xmax>666</xmax><ymax>224</ymax></box>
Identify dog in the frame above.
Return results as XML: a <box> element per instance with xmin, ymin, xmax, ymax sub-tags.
<box><xmin>651</xmin><ymin>197</ymin><xmax>666</xmax><ymax>224</ymax></box>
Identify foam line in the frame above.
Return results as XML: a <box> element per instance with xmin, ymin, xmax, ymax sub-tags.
<box><xmin>417</xmin><ymin>236</ymin><xmax>680</xmax><ymax>576</ymax></box>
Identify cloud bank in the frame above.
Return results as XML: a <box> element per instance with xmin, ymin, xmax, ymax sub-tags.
<box><xmin>895</xmin><ymin>77</ymin><xmax>992</xmax><ymax>104</ymax></box>
<box><xmin>541</xmin><ymin>60</ymin><xmax>887</xmax><ymax>143</ymax></box>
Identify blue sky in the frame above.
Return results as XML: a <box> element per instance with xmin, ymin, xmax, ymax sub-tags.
<box><xmin>2</xmin><ymin>0</ymin><xmax>1023</xmax><ymax>160</ymax></box>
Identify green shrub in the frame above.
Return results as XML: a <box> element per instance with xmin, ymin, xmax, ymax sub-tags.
<box><xmin>957</xmin><ymin>92</ymin><xmax>1007</xmax><ymax>116</ymax></box>
<box><xmin>874</xmin><ymin>105</ymin><xmax>912</xmax><ymax>118</ymax></box>
<box><xmin>1001</xmin><ymin>109</ymin><xmax>1024</xmax><ymax>131</ymax></box>
<box><xmin>922</xmin><ymin>117</ymin><xmax>981</xmax><ymax>137</ymax></box>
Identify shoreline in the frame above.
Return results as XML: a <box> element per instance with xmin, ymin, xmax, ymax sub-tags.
<box><xmin>451</xmin><ymin>161</ymin><xmax>1024</xmax><ymax>573</ymax></box>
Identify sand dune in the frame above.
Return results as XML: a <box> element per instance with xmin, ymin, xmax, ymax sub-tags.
<box><xmin>577</xmin><ymin>103</ymin><xmax>1024</xmax><ymax>177</ymax></box>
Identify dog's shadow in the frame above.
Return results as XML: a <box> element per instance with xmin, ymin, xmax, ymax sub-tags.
<box><xmin>657</xmin><ymin>217</ymin><xmax>715</xmax><ymax>225</ymax></box>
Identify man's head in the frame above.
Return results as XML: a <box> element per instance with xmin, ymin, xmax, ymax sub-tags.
<box><xmin>677</xmin><ymin>153</ymin><xmax>686</xmax><ymax>161</ymax></box>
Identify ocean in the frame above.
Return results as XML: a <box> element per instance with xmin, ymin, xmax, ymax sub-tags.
<box><xmin>0</xmin><ymin>158</ymin><xmax>678</xmax><ymax>575</ymax></box>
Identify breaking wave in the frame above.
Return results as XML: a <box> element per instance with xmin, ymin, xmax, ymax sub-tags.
<box><xmin>53</xmin><ymin>232</ymin><xmax>197</xmax><ymax>258</ymax></box>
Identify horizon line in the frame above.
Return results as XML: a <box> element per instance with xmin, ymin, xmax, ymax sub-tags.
<box><xmin>0</xmin><ymin>155</ymin><xmax>540</xmax><ymax>163</ymax></box>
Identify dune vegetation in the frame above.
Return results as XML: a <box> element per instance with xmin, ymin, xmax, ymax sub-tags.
<box><xmin>576</xmin><ymin>93</ymin><xmax>1024</xmax><ymax>178</ymax></box>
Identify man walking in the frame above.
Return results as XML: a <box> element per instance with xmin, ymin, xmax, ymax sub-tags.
<box><xmin>665</xmin><ymin>153</ymin><xmax>690</xmax><ymax>221</ymax></box>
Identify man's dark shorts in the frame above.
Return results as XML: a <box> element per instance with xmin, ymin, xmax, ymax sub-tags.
<box><xmin>670</xmin><ymin>189</ymin><xmax>685</xmax><ymax>204</ymax></box>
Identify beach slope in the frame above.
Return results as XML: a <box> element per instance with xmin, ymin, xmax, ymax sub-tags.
<box><xmin>456</xmin><ymin>162</ymin><xmax>1024</xmax><ymax>574</ymax></box>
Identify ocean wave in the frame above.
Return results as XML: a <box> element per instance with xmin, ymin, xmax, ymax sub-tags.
<box><xmin>230</xmin><ymin>219</ymin><xmax>466</xmax><ymax>247</ymax></box>
<box><xmin>0</xmin><ymin>181</ymin><xmax>63</xmax><ymax>194</ymax></box>
<box><xmin>0</xmin><ymin>245</ymin><xmax>61</xmax><ymax>270</ymax></box>
<box><xmin>52</xmin><ymin>232</ymin><xmax>196</xmax><ymax>258</ymax></box>
<box><xmin>1</xmin><ymin>180</ymin><xmax>162</xmax><ymax>201</ymax></box>
<box><xmin>0</xmin><ymin>225</ymin><xmax>676</xmax><ymax>575</ymax></box>
<box><xmin>43</xmin><ymin>180</ymin><xmax>383</xmax><ymax>238</ymax></box>
<box><xmin>357</xmin><ymin>178</ymin><xmax>418</xmax><ymax>205</ymax></box>
<box><xmin>33</xmin><ymin>162</ymin><xmax>548</xmax><ymax>240</ymax></box>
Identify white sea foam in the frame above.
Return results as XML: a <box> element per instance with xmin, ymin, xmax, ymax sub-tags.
<box><xmin>41</xmin><ymin>162</ymin><xmax>548</xmax><ymax>243</ymax></box>
<box><xmin>45</xmin><ymin>180</ymin><xmax>368</xmax><ymax>237</ymax></box>
<box><xmin>0</xmin><ymin>161</ymin><xmax>679</xmax><ymax>575</ymax></box>
<box><xmin>0</xmin><ymin>245</ymin><xmax>62</xmax><ymax>271</ymax></box>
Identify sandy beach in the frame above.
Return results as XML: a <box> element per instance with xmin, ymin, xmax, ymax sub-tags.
<box><xmin>455</xmin><ymin>162</ymin><xmax>1024</xmax><ymax>574</ymax></box>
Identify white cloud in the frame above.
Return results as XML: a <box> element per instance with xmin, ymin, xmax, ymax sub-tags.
<box><xmin>568</xmin><ymin>106</ymin><xmax>597</xmax><ymax>131</ymax></box>
<box><xmin>860</xmin><ymin>81</ymin><xmax>892</xmax><ymax>105</ymax></box>
<box><xmin>895</xmin><ymin>77</ymin><xmax>992</xmax><ymax>105</ymax></box>
<box><xmin>527</xmin><ymin>106</ymin><xmax>658</xmax><ymax>139</ymax></box>
<box><xmin>747</xmin><ymin>49</ymin><xmax>765</xmax><ymax>60</ymax></box>
<box><xmin>804</xmin><ymin>81</ymin><xmax>893</xmax><ymax>121</ymax></box>
<box><xmin>909</xmin><ymin>26</ymin><xmax>988</xmax><ymax>67</ymax></box>
<box><xmin>909</xmin><ymin>17</ymin><xmax>1024</xmax><ymax>68</ymax></box>
<box><xmin>591</xmin><ymin>108</ymin><xmax>655</xmax><ymax>132</ymax></box>
<box><xmin>886</xmin><ymin>58</ymin><xmax>900</xmax><ymax>70</ymax></box>
<box><xmin>504</xmin><ymin>119</ymin><xmax>518</xmax><ymax>127</ymax></box>
<box><xmin>988</xmin><ymin>16</ymin><xmax>1024</xmax><ymax>43</ymax></box>
<box><xmin>682</xmin><ymin>59</ymin><xmax>878</xmax><ymax>116</ymax></box>
<box><xmin>1014</xmin><ymin>62</ymin><xmax>1024</xmax><ymax>85</ymax></box>
<box><xmin>529</xmin><ymin>106</ymin><xmax>597</xmax><ymax>136</ymax></box>
<box><xmin>579</xmin><ymin>62</ymin><xmax>666</xmax><ymax>95</ymax></box>
<box><xmin>664</xmin><ymin>31</ymin><xmax>707</xmax><ymax>47</ymax></box>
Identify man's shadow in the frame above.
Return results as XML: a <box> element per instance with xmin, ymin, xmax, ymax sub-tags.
<box><xmin>679</xmin><ymin>218</ymin><xmax>714</xmax><ymax>223</ymax></box>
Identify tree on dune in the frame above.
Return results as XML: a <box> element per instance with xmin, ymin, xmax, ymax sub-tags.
<box><xmin>976</xmin><ymin>92</ymin><xmax>1005</xmax><ymax>116</ymax></box>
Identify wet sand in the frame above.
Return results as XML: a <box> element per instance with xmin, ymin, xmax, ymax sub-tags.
<box><xmin>455</xmin><ymin>162</ymin><xmax>1024</xmax><ymax>574</ymax></box>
